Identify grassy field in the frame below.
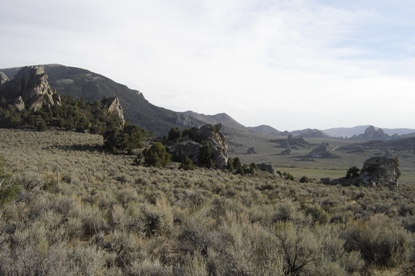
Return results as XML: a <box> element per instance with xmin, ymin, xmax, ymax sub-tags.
<box><xmin>1</xmin><ymin>129</ymin><xmax>415</xmax><ymax>275</ymax></box>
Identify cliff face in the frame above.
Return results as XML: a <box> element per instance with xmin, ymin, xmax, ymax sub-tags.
<box><xmin>0</xmin><ymin>65</ymin><xmax>61</xmax><ymax>111</ymax></box>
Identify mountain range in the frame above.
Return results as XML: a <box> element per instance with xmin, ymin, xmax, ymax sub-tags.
<box><xmin>1</xmin><ymin>64</ymin><xmax>414</xmax><ymax>139</ymax></box>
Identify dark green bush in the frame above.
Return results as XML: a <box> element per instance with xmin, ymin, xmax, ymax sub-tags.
<box><xmin>346</xmin><ymin>166</ymin><xmax>360</xmax><ymax>179</ymax></box>
<box><xmin>103</xmin><ymin>125</ymin><xmax>146</xmax><ymax>154</ymax></box>
<box><xmin>179</xmin><ymin>157</ymin><xmax>195</xmax><ymax>171</ymax></box>
<box><xmin>143</xmin><ymin>142</ymin><xmax>171</xmax><ymax>167</ymax></box>
<box><xmin>299</xmin><ymin>176</ymin><xmax>310</xmax><ymax>183</ymax></box>
<box><xmin>168</xmin><ymin>127</ymin><xmax>181</xmax><ymax>141</ymax></box>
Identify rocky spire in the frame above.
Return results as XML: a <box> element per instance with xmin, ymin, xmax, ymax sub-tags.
<box><xmin>0</xmin><ymin>65</ymin><xmax>61</xmax><ymax>111</ymax></box>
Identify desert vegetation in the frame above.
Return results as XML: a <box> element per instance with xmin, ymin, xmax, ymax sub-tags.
<box><xmin>0</xmin><ymin>95</ymin><xmax>123</xmax><ymax>134</ymax></box>
<box><xmin>1</xmin><ymin>129</ymin><xmax>415</xmax><ymax>275</ymax></box>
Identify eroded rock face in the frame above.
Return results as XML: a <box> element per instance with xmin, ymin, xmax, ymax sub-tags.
<box><xmin>168</xmin><ymin>124</ymin><xmax>228</xmax><ymax>169</ymax></box>
<box><xmin>101</xmin><ymin>97</ymin><xmax>125</xmax><ymax>124</ymax></box>
<box><xmin>0</xmin><ymin>72</ymin><xmax>8</xmax><ymax>84</ymax></box>
<box><xmin>358</xmin><ymin>156</ymin><xmax>401</xmax><ymax>187</ymax></box>
<box><xmin>0</xmin><ymin>65</ymin><xmax>61</xmax><ymax>111</ymax></box>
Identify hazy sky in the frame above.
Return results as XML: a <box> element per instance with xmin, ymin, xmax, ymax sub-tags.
<box><xmin>1</xmin><ymin>0</ymin><xmax>414</xmax><ymax>131</ymax></box>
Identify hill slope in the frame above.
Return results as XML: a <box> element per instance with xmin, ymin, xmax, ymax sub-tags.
<box><xmin>1</xmin><ymin>64</ymin><xmax>245</xmax><ymax>136</ymax></box>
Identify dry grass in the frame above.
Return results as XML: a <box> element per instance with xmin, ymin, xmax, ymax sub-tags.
<box><xmin>1</xmin><ymin>129</ymin><xmax>415</xmax><ymax>275</ymax></box>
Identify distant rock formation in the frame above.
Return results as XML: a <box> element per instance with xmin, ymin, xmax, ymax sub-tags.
<box><xmin>350</xmin><ymin>126</ymin><xmax>391</xmax><ymax>141</ymax></box>
<box><xmin>168</xmin><ymin>124</ymin><xmax>228</xmax><ymax>169</ymax></box>
<box><xmin>321</xmin><ymin>156</ymin><xmax>401</xmax><ymax>187</ymax></box>
<box><xmin>0</xmin><ymin>65</ymin><xmax>61</xmax><ymax>111</ymax></box>
<box><xmin>308</xmin><ymin>143</ymin><xmax>338</xmax><ymax>158</ymax></box>
<box><xmin>247</xmin><ymin>147</ymin><xmax>258</xmax><ymax>154</ymax></box>
<box><xmin>101</xmin><ymin>97</ymin><xmax>125</xmax><ymax>124</ymax></box>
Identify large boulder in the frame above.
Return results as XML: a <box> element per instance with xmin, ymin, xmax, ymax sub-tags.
<box><xmin>168</xmin><ymin>124</ymin><xmax>228</xmax><ymax>169</ymax></box>
<box><xmin>321</xmin><ymin>156</ymin><xmax>401</xmax><ymax>187</ymax></box>
<box><xmin>358</xmin><ymin>156</ymin><xmax>401</xmax><ymax>187</ymax></box>
<box><xmin>0</xmin><ymin>65</ymin><xmax>61</xmax><ymax>111</ymax></box>
<box><xmin>247</xmin><ymin>147</ymin><xmax>258</xmax><ymax>154</ymax></box>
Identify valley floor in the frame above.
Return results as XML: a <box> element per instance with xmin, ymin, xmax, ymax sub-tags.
<box><xmin>1</xmin><ymin>129</ymin><xmax>415</xmax><ymax>275</ymax></box>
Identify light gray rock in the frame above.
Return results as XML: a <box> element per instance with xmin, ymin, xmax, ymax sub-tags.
<box><xmin>101</xmin><ymin>97</ymin><xmax>125</xmax><ymax>124</ymax></box>
<box><xmin>0</xmin><ymin>72</ymin><xmax>8</xmax><ymax>84</ymax></box>
<box><xmin>0</xmin><ymin>65</ymin><xmax>61</xmax><ymax>111</ymax></box>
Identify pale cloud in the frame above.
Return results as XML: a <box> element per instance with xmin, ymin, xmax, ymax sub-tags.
<box><xmin>0</xmin><ymin>0</ymin><xmax>414</xmax><ymax>130</ymax></box>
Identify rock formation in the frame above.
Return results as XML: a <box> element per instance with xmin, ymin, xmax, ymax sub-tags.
<box><xmin>0</xmin><ymin>72</ymin><xmax>8</xmax><ymax>84</ymax></box>
<box><xmin>308</xmin><ymin>143</ymin><xmax>338</xmax><ymax>158</ymax></box>
<box><xmin>321</xmin><ymin>156</ymin><xmax>401</xmax><ymax>187</ymax></box>
<box><xmin>101</xmin><ymin>97</ymin><xmax>125</xmax><ymax>124</ymax></box>
<box><xmin>358</xmin><ymin>156</ymin><xmax>400</xmax><ymax>187</ymax></box>
<box><xmin>168</xmin><ymin>124</ymin><xmax>228</xmax><ymax>169</ymax></box>
<box><xmin>351</xmin><ymin>126</ymin><xmax>391</xmax><ymax>141</ymax></box>
<box><xmin>0</xmin><ymin>65</ymin><xmax>61</xmax><ymax>111</ymax></box>
<box><xmin>247</xmin><ymin>147</ymin><xmax>258</xmax><ymax>154</ymax></box>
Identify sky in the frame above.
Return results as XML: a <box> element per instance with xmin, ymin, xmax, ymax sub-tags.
<box><xmin>1</xmin><ymin>0</ymin><xmax>414</xmax><ymax>131</ymax></box>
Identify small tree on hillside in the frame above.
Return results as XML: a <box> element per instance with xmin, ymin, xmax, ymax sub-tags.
<box><xmin>198</xmin><ymin>142</ymin><xmax>214</xmax><ymax>168</ymax></box>
<box><xmin>143</xmin><ymin>142</ymin><xmax>171</xmax><ymax>167</ymax></box>
<box><xmin>168</xmin><ymin>127</ymin><xmax>181</xmax><ymax>141</ymax></box>
<box><xmin>103</xmin><ymin>125</ymin><xmax>146</xmax><ymax>154</ymax></box>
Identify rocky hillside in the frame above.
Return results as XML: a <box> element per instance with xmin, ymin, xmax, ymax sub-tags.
<box><xmin>247</xmin><ymin>124</ymin><xmax>288</xmax><ymax>136</ymax></box>
<box><xmin>181</xmin><ymin>111</ymin><xmax>247</xmax><ymax>132</ymax></box>
<box><xmin>0</xmin><ymin>65</ymin><xmax>205</xmax><ymax>136</ymax></box>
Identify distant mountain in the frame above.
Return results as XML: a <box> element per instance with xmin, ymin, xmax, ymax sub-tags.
<box><xmin>181</xmin><ymin>111</ymin><xmax>247</xmax><ymax>132</ymax></box>
<box><xmin>0</xmin><ymin>64</ymin><xmax>242</xmax><ymax>136</ymax></box>
<box><xmin>382</xmin><ymin>128</ymin><xmax>415</xmax><ymax>136</ymax></box>
<box><xmin>323</xmin><ymin>125</ymin><xmax>372</xmax><ymax>138</ymax></box>
<box><xmin>247</xmin><ymin>125</ymin><xmax>287</xmax><ymax>136</ymax></box>
<box><xmin>291</xmin><ymin>128</ymin><xmax>331</xmax><ymax>138</ymax></box>
<box><xmin>323</xmin><ymin>125</ymin><xmax>415</xmax><ymax>138</ymax></box>
<box><xmin>350</xmin><ymin>126</ymin><xmax>391</xmax><ymax>141</ymax></box>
